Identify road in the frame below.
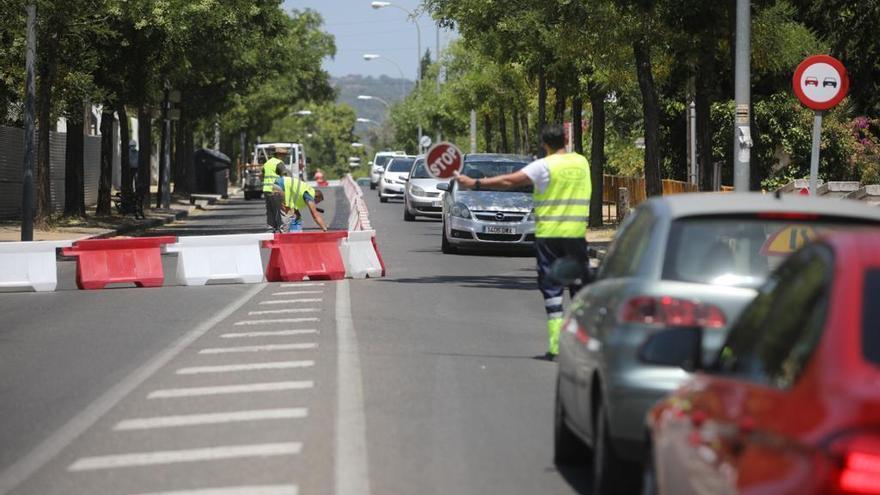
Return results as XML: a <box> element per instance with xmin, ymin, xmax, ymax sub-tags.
<box><xmin>0</xmin><ymin>186</ymin><xmax>591</xmax><ymax>494</ymax></box>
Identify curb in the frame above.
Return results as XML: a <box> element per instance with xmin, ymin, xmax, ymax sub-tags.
<box><xmin>91</xmin><ymin>207</ymin><xmax>194</xmax><ymax>240</ymax></box>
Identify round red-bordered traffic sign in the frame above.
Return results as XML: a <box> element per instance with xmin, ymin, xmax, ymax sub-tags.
<box><xmin>425</xmin><ymin>142</ymin><xmax>464</xmax><ymax>179</ymax></box>
<box><xmin>792</xmin><ymin>55</ymin><xmax>849</xmax><ymax>111</ymax></box>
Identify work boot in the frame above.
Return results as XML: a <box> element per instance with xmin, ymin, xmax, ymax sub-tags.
<box><xmin>547</xmin><ymin>318</ymin><xmax>563</xmax><ymax>357</ymax></box>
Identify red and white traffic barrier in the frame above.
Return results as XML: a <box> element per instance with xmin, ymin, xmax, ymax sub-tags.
<box><xmin>0</xmin><ymin>240</ymin><xmax>73</xmax><ymax>292</ymax></box>
<box><xmin>166</xmin><ymin>233</ymin><xmax>273</xmax><ymax>286</ymax></box>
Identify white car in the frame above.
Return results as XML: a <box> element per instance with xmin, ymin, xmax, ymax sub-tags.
<box><xmin>369</xmin><ymin>151</ymin><xmax>406</xmax><ymax>190</ymax></box>
<box><xmin>378</xmin><ymin>156</ymin><xmax>416</xmax><ymax>203</ymax></box>
<box><xmin>404</xmin><ymin>157</ymin><xmax>445</xmax><ymax>221</ymax></box>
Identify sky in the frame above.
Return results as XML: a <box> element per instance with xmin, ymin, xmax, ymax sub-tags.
<box><xmin>283</xmin><ymin>0</ymin><xmax>455</xmax><ymax>80</ymax></box>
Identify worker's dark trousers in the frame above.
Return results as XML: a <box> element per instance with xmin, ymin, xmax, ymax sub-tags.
<box><xmin>535</xmin><ymin>237</ymin><xmax>590</xmax><ymax>319</ymax></box>
<box><xmin>265</xmin><ymin>192</ymin><xmax>281</xmax><ymax>231</ymax></box>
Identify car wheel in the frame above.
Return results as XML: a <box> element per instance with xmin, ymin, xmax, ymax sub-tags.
<box><xmin>441</xmin><ymin>222</ymin><xmax>457</xmax><ymax>254</ymax></box>
<box><xmin>370</xmin><ymin>182</ymin><xmax>376</xmax><ymax>190</ymax></box>
<box><xmin>380</xmin><ymin>196</ymin><xmax>388</xmax><ymax>203</ymax></box>
<box><xmin>592</xmin><ymin>401</ymin><xmax>640</xmax><ymax>495</ymax></box>
<box><xmin>404</xmin><ymin>204</ymin><xmax>415</xmax><ymax>221</ymax></box>
<box><xmin>554</xmin><ymin>375</ymin><xmax>588</xmax><ymax>465</ymax></box>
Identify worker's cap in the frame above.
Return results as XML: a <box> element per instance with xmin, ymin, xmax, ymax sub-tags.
<box><xmin>273</xmin><ymin>147</ymin><xmax>290</xmax><ymax>155</ymax></box>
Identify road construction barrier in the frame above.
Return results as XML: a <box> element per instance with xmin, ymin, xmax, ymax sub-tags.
<box><xmin>62</xmin><ymin>236</ymin><xmax>176</xmax><ymax>290</ymax></box>
<box><xmin>0</xmin><ymin>240</ymin><xmax>73</xmax><ymax>292</ymax></box>
<box><xmin>818</xmin><ymin>181</ymin><xmax>861</xmax><ymax>198</ymax></box>
<box><xmin>166</xmin><ymin>233</ymin><xmax>273</xmax><ymax>286</ymax></box>
<box><xmin>845</xmin><ymin>185</ymin><xmax>880</xmax><ymax>206</ymax></box>
<box><xmin>340</xmin><ymin>230</ymin><xmax>384</xmax><ymax>279</ymax></box>
<box><xmin>263</xmin><ymin>231</ymin><xmax>348</xmax><ymax>282</ymax></box>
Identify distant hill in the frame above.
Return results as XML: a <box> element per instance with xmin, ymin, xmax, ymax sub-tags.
<box><xmin>333</xmin><ymin>75</ymin><xmax>414</xmax><ymax>138</ymax></box>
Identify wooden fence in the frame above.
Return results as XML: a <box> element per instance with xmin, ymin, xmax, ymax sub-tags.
<box><xmin>599</xmin><ymin>175</ymin><xmax>734</xmax><ymax>224</ymax></box>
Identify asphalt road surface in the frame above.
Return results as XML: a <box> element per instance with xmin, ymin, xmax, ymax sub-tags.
<box><xmin>0</xmin><ymin>187</ymin><xmax>591</xmax><ymax>494</ymax></box>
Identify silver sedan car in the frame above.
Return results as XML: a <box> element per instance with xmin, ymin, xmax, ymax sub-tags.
<box><xmin>553</xmin><ymin>193</ymin><xmax>880</xmax><ymax>495</ymax></box>
<box><xmin>404</xmin><ymin>157</ymin><xmax>445</xmax><ymax>220</ymax></box>
<box><xmin>436</xmin><ymin>154</ymin><xmax>535</xmax><ymax>253</ymax></box>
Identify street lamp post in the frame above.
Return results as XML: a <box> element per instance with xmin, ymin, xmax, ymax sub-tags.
<box><xmin>356</xmin><ymin>118</ymin><xmax>380</xmax><ymax>127</ymax></box>
<box><xmin>357</xmin><ymin>95</ymin><xmax>390</xmax><ymax>108</ymax></box>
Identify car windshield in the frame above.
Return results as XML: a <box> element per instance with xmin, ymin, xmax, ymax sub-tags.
<box><xmin>461</xmin><ymin>161</ymin><xmax>533</xmax><ymax>193</ymax></box>
<box><xmin>374</xmin><ymin>155</ymin><xmax>392</xmax><ymax>167</ymax></box>
<box><xmin>410</xmin><ymin>159</ymin><xmax>432</xmax><ymax>179</ymax></box>
<box><xmin>663</xmin><ymin>216</ymin><xmax>877</xmax><ymax>287</ymax></box>
<box><xmin>387</xmin><ymin>158</ymin><xmax>414</xmax><ymax>172</ymax></box>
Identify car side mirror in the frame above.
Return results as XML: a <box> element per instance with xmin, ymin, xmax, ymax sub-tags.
<box><xmin>638</xmin><ymin>327</ymin><xmax>703</xmax><ymax>372</ymax></box>
<box><xmin>368</xmin><ymin>161</ymin><xmax>373</xmax><ymax>166</ymax></box>
<box><xmin>549</xmin><ymin>258</ymin><xmax>587</xmax><ymax>286</ymax></box>
<box><xmin>376</xmin><ymin>167</ymin><xmax>384</xmax><ymax>173</ymax></box>
<box><xmin>437</xmin><ymin>183</ymin><xmax>450</xmax><ymax>192</ymax></box>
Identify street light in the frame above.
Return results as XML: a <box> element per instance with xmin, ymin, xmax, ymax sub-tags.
<box><xmin>351</xmin><ymin>142</ymin><xmax>365</xmax><ymax>148</ymax></box>
<box><xmin>356</xmin><ymin>118</ymin><xmax>380</xmax><ymax>126</ymax></box>
<box><xmin>293</xmin><ymin>110</ymin><xmax>313</xmax><ymax>116</ymax></box>
<box><xmin>357</xmin><ymin>95</ymin><xmax>390</xmax><ymax>108</ymax></box>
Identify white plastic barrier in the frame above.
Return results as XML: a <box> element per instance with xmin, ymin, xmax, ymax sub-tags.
<box><xmin>339</xmin><ymin>230</ymin><xmax>383</xmax><ymax>279</ymax></box>
<box><xmin>166</xmin><ymin>233</ymin><xmax>274</xmax><ymax>286</ymax></box>
<box><xmin>0</xmin><ymin>240</ymin><xmax>72</xmax><ymax>292</ymax></box>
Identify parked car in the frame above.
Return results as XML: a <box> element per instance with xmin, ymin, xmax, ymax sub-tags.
<box><xmin>369</xmin><ymin>150</ymin><xmax>406</xmax><ymax>190</ymax></box>
<box><xmin>643</xmin><ymin>230</ymin><xmax>880</xmax><ymax>495</ymax></box>
<box><xmin>378</xmin><ymin>156</ymin><xmax>416</xmax><ymax>203</ymax></box>
<box><xmin>404</xmin><ymin>157</ymin><xmax>445</xmax><ymax>221</ymax></box>
<box><xmin>437</xmin><ymin>154</ymin><xmax>535</xmax><ymax>253</ymax></box>
<box><xmin>552</xmin><ymin>193</ymin><xmax>880</xmax><ymax>495</ymax></box>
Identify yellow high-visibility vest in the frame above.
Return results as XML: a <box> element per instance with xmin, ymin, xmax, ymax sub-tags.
<box><xmin>262</xmin><ymin>158</ymin><xmax>282</xmax><ymax>192</ymax></box>
<box><xmin>282</xmin><ymin>176</ymin><xmax>317</xmax><ymax>212</ymax></box>
<box><xmin>533</xmin><ymin>153</ymin><xmax>592</xmax><ymax>238</ymax></box>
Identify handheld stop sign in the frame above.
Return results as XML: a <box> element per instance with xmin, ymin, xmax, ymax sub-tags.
<box><xmin>425</xmin><ymin>142</ymin><xmax>464</xmax><ymax>179</ymax></box>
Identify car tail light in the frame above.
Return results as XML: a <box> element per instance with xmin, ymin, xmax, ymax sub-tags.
<box><xmin>831</xmin><ymin>434</ymin><xmax>880</xmax><ymax>494</ymax></box>
<box><xmin>619</xmin><ymin>296</ymin><xmax>726</xmax><ymax>328</ymax></box>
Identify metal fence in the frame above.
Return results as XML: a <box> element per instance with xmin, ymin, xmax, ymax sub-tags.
<box><xmin>0</xmin><ymin>125</ymin><xmax>100</xmax><ymax>219</ymax></box>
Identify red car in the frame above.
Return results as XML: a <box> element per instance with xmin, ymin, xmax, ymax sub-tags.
<box><xmin>642</xmin><ymin>231</ymin><xmax>880</xmax><ymax>495</ymax></box>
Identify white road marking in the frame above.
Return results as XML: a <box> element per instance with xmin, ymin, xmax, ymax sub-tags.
<box><xmin>0</xmin><ymin>283</ymin><xmax>268</xmax><ymax>495</ymax></box>
<box><xmin>335</xmin><ymin>279</ymin><xmax>371</xmax><ymax>495</ymax></box>
<box><xmin>131</xmin><ymin>485</ymin><xmax>298</xmax><ymax>495</ymax></box>
<box><xmin>68</xmin><ymin>443</ymin><xmax>303</xmax><ymax>471</ymax></box>
<box><xmin>132</xmin><ymin>486</ymin><xmax>298</xmax><ymax>495</ymax></box>
<box><xmin>259</xmin><ymin>298</ymin><xmax>322</xmax><ymax>305</ymax></box>
<box><xmin>176</xmin><ymin>360</ymin><xmax>314</xmax><ymax>375</ymax></box>
<box><xmin>220</xmin><ymin>329</ymin><xmax>318</xmax><ymax>339</ymax></box>
<box><xmin>281</xmin><ymin>283</ymin><xmax>324</xmax><ymax>288</ymax></box>
<box><xmin>247</xmin><ymin>308</ymin><xmax>321</xmax><ymax>316</ymax></box>
<box><xmin>114</xmin><ymin>408</ymin><xmax>308</xmax><ymax>431</ymax></box>
<box><xmin>234</xmin><ymin>318</ymin><xmax>319</xmax><ymax>326</ymax></box>
<box><xmin>148</xmin><ymin>381</ymin><xmax>314</xmax><ymax>399</ymax></box>
<box><xmin>271</xmin><ymin>291</ymin><xmax>323</xmax><ymax>296</ymax></box>
<box><xmin>199</xmin><ymin>343</ymin><xmax>317</xmax><ymax>354</ymax></box>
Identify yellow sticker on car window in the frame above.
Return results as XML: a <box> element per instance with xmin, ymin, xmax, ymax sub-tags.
<box><xmin>760</xmin><ymin>226</ymin><xmax>818</xmax><ymax>256</ymax></box>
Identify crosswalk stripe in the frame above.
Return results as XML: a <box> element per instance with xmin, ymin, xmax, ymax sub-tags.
<box><xmin>176</xmin><ymin>361</ymin><xmax>314</xmax><ymax>375</ymax></box>
<box><xmin>68</xmin><ymin>443</ymin><xmax>302</xmax><ymax>471</ymax></box>
<box><xmin>271</xmin><ymin>291</ymin><xmax>323</xmax><ymax>296</ymax></box>
<box><xmin>148</xmin><ymin>381</ymin><xmax>314</xmax><ymax>399</ymax></box>
<box><xmin>114</xmin><ymin>408</ymin><xmax>308</xmax><ymax>431</ymax></box>
<box><xmin>130</xmin><ymin>485</ymin><xmax>299</xmax><ymax>495</ymax></box>
<box><xmin>259</xmin><ymin>299</ymin><xmax>322</xmax><ymax>305</ymax></box>
<box><xmin>220</xmin><ymin>329</ymin><xmax>318</xmax><ymax>339</ymax></box>
<box><xmin>247</xmin><ymin>308</ymin><xmax>320</xmax><ymax>316</ymax></box>
<box><xmin>199</xmin><ymin>343</ymin><xmax>317</xmax><ymax>354</ymax></box>
<box><xmin>234</xmin><ymin>318</ymin><xmax>318</xmax><ymax>326</ymax></box>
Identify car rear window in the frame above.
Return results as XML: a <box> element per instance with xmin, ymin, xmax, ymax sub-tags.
<box><xmin>663</xmin><ymin>215</ymin><xmax>877</xmax><ymax>288</ymax></box>
<box><xmin>863</xmin><ymin>269</ymin><xmax>880</xmax><ymax>365</ymax></box>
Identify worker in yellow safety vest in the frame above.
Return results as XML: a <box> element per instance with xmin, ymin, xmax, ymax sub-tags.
<box><xmin>263</xmin><ymin>147</ymin><xmax>287</xmax><ymax>232</ymax></box>
<box><xmin>455</xmin><ymin>124</ymin><xmax>592</xmax><ymax>361</ymax></box>
<box><xmin>272</xmin><ymin>164</ymin><xmax>329</xmax><ymax>232</ymax></box>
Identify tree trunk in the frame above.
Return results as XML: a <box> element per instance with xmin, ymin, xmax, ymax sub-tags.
<box><xmin>36</xmin><ymin>33</ymin><xmax>60</xmax><ymax>226</ymax></box>
<box><xmin>522</xmin><ymin>112</ymin><xmax>531</xmax><ymax>156</ymax></box>
<box><xmin>184</xmin><ymin>119</ymin><xmax>196</xmax><ymax>194</ymax></box>
<box><xmin>137</xmin><ymin>106</ymin><xmax>151</xmax><ymax>214</ymax></box>
<box><xmin>588</xmin><ymin>86</ymin><xmax>606</xmax><ymax>228</ymax></box>
<box><xmin>173</xmin><ymin>114</ymin><xmax>187</xmax><ymax>195</ymax></box>
<box><xmin>537</xmin><ymin>70</ymin><xmax>547</xmax><ymax>156</ymax></box>
<box><xmin>695</xmin><ymin>72</ymin><xmax>713</xmax><ymax>191</ymax></box>
<box><xmin>96</xmin><ymin>108</ymin><xmax>113</xmax><ymax>215</ymax></box>
<box><xmin>118</xmin><ymin>106</ymin><xmax>133</xmax><ymax>209</ymax></box>
<box><xmin>482</xmin><ymin>113</ymin><xmax>493</xmax><ymax>153</ymax></box>
<box><xmin>498</xmin><ymin>108</ymin><xmax>509</xmax><ymax>153</ymax></box>
<box><xmin>572</xmin><ymin>96</ymin><xmax>584</xmax><ymax>154</ymax></box>
<box><xmin>554</xmin><ymin>86</ymin><xmax>566</xmax><ymax>125</ymax></box>
<box><xmin>512</xmin><ymin>107</ymin><xmax>522</xmax><ymax>154</ymax></box>
<box><xmin>63</xmin><ymin>101</ymin><xmax>85</xmax><ymax>217</ymax></box>
<box><xmin>633</xmin><ymin>38</ymin><xmax>662</xmax><ymax>197</ymax></box>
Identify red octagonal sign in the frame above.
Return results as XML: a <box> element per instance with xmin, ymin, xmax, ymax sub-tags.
<box><xmin>425</xmin><ymin>142</ymin><xmax>464</xmax><ymax>179</ymax></box>
<box><xmin>792</xmin><ymin>55</ymin><xmax>849</xmax><ymax>111</ymax></box>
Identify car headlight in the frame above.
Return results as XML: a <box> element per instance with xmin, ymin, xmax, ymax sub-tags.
<box><xmin>527</xmin><ymin>209</ymin><xmax>535</xmax><ymax>221</ymax></box>
<box><xmin>451</xmin><ymin>202</ymin><xmax>472</xmax><ymax>219</ymax></box>
<box><xmin>410</xmin><ymin>185</ymin><xmax>426</xmax><ymax>196</ymax></box>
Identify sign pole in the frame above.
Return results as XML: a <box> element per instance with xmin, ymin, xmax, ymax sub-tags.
<box><xmin>733</xmin><ymin>0</ymin><xmax>752</xmax><ymax>192</ymax></box>
<box><xmin>809</xmin><ymin>111</ymin><xmax>823</xmax><ymax>196</ymax></box>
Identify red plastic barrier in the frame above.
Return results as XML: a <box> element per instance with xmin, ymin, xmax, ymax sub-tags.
<box><xmin>62</xmin><ymin>236</ymin><xmax>176</xmax><ymax>290</ymax></box>
<box><xmin>263</xmin><ymin>231</ymin><xmax>348</xmax><ymax>282</ymax></box>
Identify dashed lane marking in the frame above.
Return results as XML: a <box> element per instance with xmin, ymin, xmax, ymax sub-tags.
<box><xmin>259</xmin><ymin>299</ymin><xmax>323</xmax><ymax>305</ymax></box>
<box><xmin>280</xmin><ymin>283</ymin><xmax>324</xmax><ymax>288</ymax></box>
<box><xmin>148</xmin><ymin>381</ymin><xmax>314</xmax><ymax>399</ymax></box>
<box><xmin>220</xmin><ymin>329</ymin><xmax>318</xmax><ymax>339</ymax></box>
<box><xmin>271</xmin><ymin>291</ymin><xmax>323</xmax><ymax>297</ymax></box>
<box><xmin>198</xmin><ymin>343</ymin><xmax>317</xmax><ymax>354</ymax></box>
<box><xmin>0</xmin><ymin>283</ymin><xmax>268</xmax><ymax>495</ymax></box>
<box><xmin>234</xmin><ymin>318</ymin><xmax>319</xmax><ymax>326</ymax></box>
<box><xmin>68</xmin><ymin>443</ymin><xmax>303</xmax><ymax>471</ymax></box>
<box><xmin>114</xmin><ymin>408</ymin><xmax>308</xmax><ymax>431</ymax></box>
<box><xmin>131</xmin><ymin>485</ymin><xmax>299</xmax><ymax>495</ymax></box>
<box><xmin>176</xmin><ymin>361</ymin><xmax>315</xmax><ymax>375</ymax></box>
<box><xmin>247</xmin><ymin>308</ymin><xmax>321</xmax><ymax>316</ymax></box>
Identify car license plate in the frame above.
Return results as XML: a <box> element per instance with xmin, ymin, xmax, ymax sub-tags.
<box><xmin>485</xmin><ymin>225</ymin><xmax>515</xmax><ymax>234</ymax></box>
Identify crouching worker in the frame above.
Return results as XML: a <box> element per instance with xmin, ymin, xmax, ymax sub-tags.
<box><xmin>272</xmin><ymin>164</ymin><xmax>329</xmax><ymax>232</ymax></box>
